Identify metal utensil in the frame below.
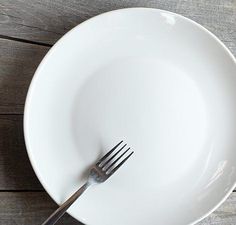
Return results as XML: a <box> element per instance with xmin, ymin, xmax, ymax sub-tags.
<box><xmin>42</xmin><ymin>141</ymin><xmax>134</xmax><ymax>225</ymax></box>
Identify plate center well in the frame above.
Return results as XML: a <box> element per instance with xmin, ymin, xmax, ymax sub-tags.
<box><xmin>73</xmin><ymin>57</ymin><xmax>208</xmax><ymax>189</ymax></box>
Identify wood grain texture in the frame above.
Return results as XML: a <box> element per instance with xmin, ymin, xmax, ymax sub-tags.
<box><xmin>0</xmin><ymin>192</ymin><xmax>81</xmax><ymax>225</ymax></box>
<box><xmin>0</xmin><ymin>38</ymin><xmax>49</xmax><ymax>114</ymax></box>
<box><xmin>0</xmin><ymin>0</ymin><xmax>235</xmax><ymax>55</ymax></box>
<box><xmin>0</xmin><ymin>191</ymin><xmax>235</xmax><ymax>225</ymax></box>
<box><xmin>0</xmin><ymin>115</ymin><xmax>42</xmax><ymax>190</ymax></box>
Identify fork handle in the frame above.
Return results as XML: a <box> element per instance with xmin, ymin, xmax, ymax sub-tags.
<box><xmin>42</xmin><ymin>182</ymin><xmax>91</xmax><ymax>225</ymax></box>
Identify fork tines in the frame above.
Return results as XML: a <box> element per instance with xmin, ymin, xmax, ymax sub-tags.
<box><xmin>97</xmin><ymin>141</ymin><xmax>134</xmax><ymax>175</ymax></box>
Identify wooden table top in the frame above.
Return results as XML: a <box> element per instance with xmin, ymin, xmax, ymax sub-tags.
<box><xmin>0</xmin><ymin>1</ymin><xmax>235</xmax><ymax>224</ymax></box>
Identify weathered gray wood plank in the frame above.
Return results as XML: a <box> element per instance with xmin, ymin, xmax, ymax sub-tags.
<box><xmin>0</xmin><ymin>38</ymin><xmax>49</xmax><ymax>114</ymax></box>
<box><xmin>0</xmin><ymin>115</ymin><xmax>42</xmax><ymax>190</ymax></box>
<box><xmin>0</xmin><ymin>192</ymin><xmax>81</xmax><ymax>225</ymax></box>
<box><xmin>0</xmin><ymin>0</ymin><xmax>235</xmax><ymax>55</ymax></box>
<box><xmin>198</xmin><ymin>192</ymin><xmax>236</xmax><ymax>225</ymax></box>
<box><xmin>0</xmin><ymin>191</ymin><xmax>235</xmax><ymax>225</ymax></box>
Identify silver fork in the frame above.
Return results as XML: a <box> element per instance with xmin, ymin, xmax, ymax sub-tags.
<box><xmin>42</xmin><ymin>141</ymin><xmax>134</xmax><ymax>225</ymax></box>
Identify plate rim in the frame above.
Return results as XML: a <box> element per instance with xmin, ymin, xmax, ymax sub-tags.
<box><xmin>24</xmin><ymin>7</ymin><xmax>236</xmax><ymax>225</ymax></box>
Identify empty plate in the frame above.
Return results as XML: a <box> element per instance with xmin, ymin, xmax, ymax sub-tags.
<box><xmin>24</xmin><ymin>8</ymin><xmax>236</xmax><ymax>225</ymax></box>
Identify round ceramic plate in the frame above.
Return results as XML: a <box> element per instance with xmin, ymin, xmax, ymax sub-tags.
<box><xmin>24</xmin><ymin>8</ymin><xmax>236</xmax><ymax>225</ymax></box>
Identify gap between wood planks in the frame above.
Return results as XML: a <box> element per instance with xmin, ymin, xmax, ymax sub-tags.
<box><xmin>0</xmin><ymin>190</ymin><xmax>45</xmax><ymax>192</ymax></box>
<box><xmin>0</xmin><ymin>34</ymin><xmax>52</xmax><ymax>47</ymax></box>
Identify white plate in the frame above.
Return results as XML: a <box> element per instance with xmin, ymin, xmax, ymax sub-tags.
<box><xmin>24</xmin><ymin>8</ymin><xmax>236</xmax><ymax>225</ymax></box>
